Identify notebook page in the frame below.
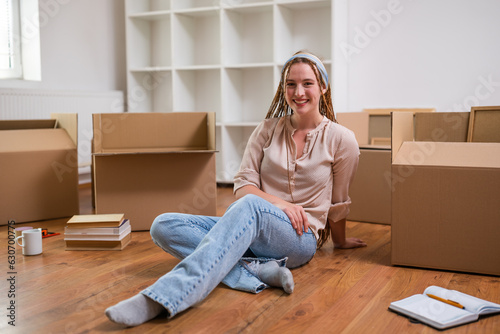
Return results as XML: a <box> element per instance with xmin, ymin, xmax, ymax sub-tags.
<box><xmin>424</xmin><ymin>286</ymin><xmax>500</xmax><ymax>315</ymax></box>
<box><xmin>392</xmin><ymin>294</ymin><xmax>474</xmax><ymax>327</ymax></box>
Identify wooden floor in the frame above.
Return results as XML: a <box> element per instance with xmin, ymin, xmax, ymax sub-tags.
<box><xmin>2</xmin><ymin>184</ymin><xmax>499</xmax><ymax>334</ymax></box>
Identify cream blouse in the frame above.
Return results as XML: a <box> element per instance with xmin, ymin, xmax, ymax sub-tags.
<box><xmin>233</xmin><ymin>115</ymin><xmax>360</xmax><ymax>239</ymax></box>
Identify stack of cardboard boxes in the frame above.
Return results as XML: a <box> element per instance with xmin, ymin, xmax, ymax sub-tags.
<box><xmin>4</xmin><ymin>108</ymin><xmax>498</xmax><ymax>275</ymax></box>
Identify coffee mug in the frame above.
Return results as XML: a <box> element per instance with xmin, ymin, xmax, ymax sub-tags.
<box><xmin>15</xmin><ymin>226</ymin><xmax>34</xmax><ymax>238</ymax></box>
<box><xmin>15</xmin><ymin>228</ymin><xmax>43</xmax><ymax>256</ymax></box>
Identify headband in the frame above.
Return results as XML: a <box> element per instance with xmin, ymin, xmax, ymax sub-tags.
<box><xmin>282</xmin><ymin>53</ymin><xmax>329</xmax><ymax>87</ymax></box>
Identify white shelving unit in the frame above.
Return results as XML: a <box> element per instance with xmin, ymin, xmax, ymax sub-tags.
<box><xmin>125</xmin><ymin>0</ymin><xmax>333</xmax><ymax>183</ymax></box>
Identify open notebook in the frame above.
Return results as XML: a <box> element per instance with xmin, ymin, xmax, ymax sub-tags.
<box><xmin>389</xmin><ymin>286</ymin><xmax>500</xmax><ymax>330</ymax></box>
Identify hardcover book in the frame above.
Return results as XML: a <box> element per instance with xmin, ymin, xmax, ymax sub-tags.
<box><xmin>64</xmin><ymin>219</ymin><xmax>130</xmax><ymax>237</ymax></box>
<box><xmin>66</xmin><ymin>213</ymin><xmax>125</xmax><ymax>228</ymax></box>
<box><xmin>65</xmin><ymin>233</ymin><xmax>131</xmax><ymax>251</ymax></box>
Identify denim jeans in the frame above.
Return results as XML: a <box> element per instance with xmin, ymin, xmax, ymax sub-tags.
<box><xmin>142</xmin><ymin>194</ymin><xmax>317</xmax><ymax>318</ymax></box>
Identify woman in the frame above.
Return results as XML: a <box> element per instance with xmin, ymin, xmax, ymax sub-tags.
<box><xmin>106</xmin><ymin>51</ymin><xmax>366</xmax><ymax>327</ymax></box>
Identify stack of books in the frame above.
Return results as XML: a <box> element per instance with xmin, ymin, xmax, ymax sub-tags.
<box><xmin>64</xmin><ymin>213</ymin><xmax>131</xmax><ymax>251</ymax></box>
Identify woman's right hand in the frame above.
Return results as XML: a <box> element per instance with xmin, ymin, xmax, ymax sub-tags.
<box><xmin>275</xmin><ymin>201</ymin><xmax>309</xmax><ymax>236</ymax></box>
<box><xmin>235</xmin><ymin>185</ymin><xmax>309</xmax><ymax>236</ymax></box>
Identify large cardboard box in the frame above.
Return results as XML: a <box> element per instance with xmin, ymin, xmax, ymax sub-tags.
<box><xmin>337</xmin><ymin>109</ymin><xmax>434</xmax><ymax>225</ymax></box>
<box><xmin>0</xmin><ymin>114</ymin><xmax>79</xmax><ymax>224</ymax></box>
<box><xmin>92</xmin><ymin>112</ymin><xmax>217</xmax><ymax>231</ymax></box>
<box><xmin>391</xmin><ymin>112</ymin><xmax>500</xmax><ymax>276</ymax></box>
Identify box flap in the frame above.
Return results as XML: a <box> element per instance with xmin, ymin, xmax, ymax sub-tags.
<box><xmin>0</xmin><ymin>119</ymin><xmax>56</xmax><ymax>130</ymax></box>
<box><xmin>468</xmin><ymin>106</ymin><xmax>500</xmax><ymax>143</ymax></box>
<box><xmin>359</xmin><ymin>144</ymin><xmax>391</xmax><ymax>151</ymax></box>
<box><xmin>93</xmin><ymin>112</ymin><xmax>215</xmax><ymax>153</ymax></box>
<box><xmin>93</xmin><ymin>150</ymin><xmax>217</xmax><ymax>156</ymax></box>
<box><xmin>0</xmin><ymin>129</ymin><xmax>76</xmax><ymax>153</ymax></box>
<box><xmin>336</xmin><ymin>112</ymin><xmax>369</xmax><ymax>146</ymax></box>
<box><xmin>368</xmin><ymin>114</ymin><xmax>391</xmax><ymax>144</ymax></box>
<box><xmin>363</xmin><ymin>108</ymin><xmax>436</xmax><ymax>115</ymax></box>
<box><xmin>52</xmin><ymin>113</ymin><xmax>78</xmax><ymax>146</ymax></box>
<box><xmin>391</xmin><ymin>112</ymin><xmax>414</xmax><ymax>162</ymax></box>
<box><xmin>415</xmin><ymin>112</ymin><xmax>469</xmax><ymax>142</ymax></box>
<box><xmin>392</xmin><ymin>141</ymin><xmax>500</xmax><ymax>168</ymax></box>
<box><xmin>207</xmin><ymin>112</ymin><xmax>216</xmax><ymax>151</ymax></box>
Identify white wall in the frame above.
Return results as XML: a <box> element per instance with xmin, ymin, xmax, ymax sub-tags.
<box><xmin>335</xmin><ymin>0</ymin><xmax>500</xmax><ymax>112</ymax></box>
<box><xmin>3</xmin><ymin>0</ymin><xmax>498</xmax><ymax>113</ymax></box>
<box><xmin>0</xmin><ymin>0</ymin><xmax>126</xmax><ymax>92</ymax></box>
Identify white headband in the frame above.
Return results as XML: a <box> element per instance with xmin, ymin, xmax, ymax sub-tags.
<box><xmin>282</xmin><ymin>53</ymin><xmax>329</xmax><ymax>87</ymax></box>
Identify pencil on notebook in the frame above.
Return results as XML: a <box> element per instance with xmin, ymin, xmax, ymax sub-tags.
<box><xmin>426</xmin><ymin>294</ymin><xmax>465</xmax><ymax>309</ymax></box>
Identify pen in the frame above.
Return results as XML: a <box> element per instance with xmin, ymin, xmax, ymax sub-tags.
<box><xmin>426</xmin><ymin>293</ymin><xmax>465</xmax><ymax>309</ymax></box>
<box><xmin>42</xmin><ymin>232</ymin><xmax>60</xmax><ymax>238</ymax></box>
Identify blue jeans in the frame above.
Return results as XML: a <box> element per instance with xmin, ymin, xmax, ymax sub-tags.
<box><xmin>142</xmin><ymin>194</ymin><xmax>317</xmax><ymax>318</ymax></box>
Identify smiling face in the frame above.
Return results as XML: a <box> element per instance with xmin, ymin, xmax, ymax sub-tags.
<box><xmin>284</xmin><ymin>62</ymin><xmax>326</xmax><ymax>119</ymax></box>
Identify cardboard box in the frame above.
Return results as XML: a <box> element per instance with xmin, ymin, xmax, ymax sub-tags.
<box><xmin>0</xmin><ymin>114</ymin><xmax>79</xmax><ymax>224</ymax></box>
<box><xmin>337</xmin><ymin>109</ymin><xmax>435</xmax><ymax>225</ymax></box>
<box><xmin>337</xmin><ymin>111</ymin><xmax>391</xmax><ymax>224</ymax></box>
<box><xmin>391</xmin><ymin>112</ymin><xmax>500</xmax><ymax>276</ymax></box>
<box><xmin>92</xmin><ymin>112</ymin><xmax>217</xmax><ymax>231</ymax></box>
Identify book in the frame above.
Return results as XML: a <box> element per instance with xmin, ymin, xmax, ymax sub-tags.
<box><xmin>66</xmin><ymin>213</ymin><xmax>125</xmax><ymax>228</ymax></box>
<box><xmin>389</xmin><ymin>285</ymin><xmax>500</xmax><ymax>330</ymax></box>
<box><xmin>65</xmin><ymin>233</ymin><xmax>132</xmax><ymax>251</ymax></box>
<box><xmin>64</xmin><ymin>219</ymin><xmax>130</xmax><ymax>237</ymax></box>
<box><xmin>64</xmin><ymin>224</ymin><xmax>131</xmax><ymax>241</ymax></box>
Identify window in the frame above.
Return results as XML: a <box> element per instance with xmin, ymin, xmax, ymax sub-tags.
<box><xmin>1</xmin><ymin>0</ymin><xmax>41</xmax><ymax>81</ymax></box>
<box><xmin>0</xmin><ymin>0</ymin><xmax>22</xmax><ymax>79</ymax></box>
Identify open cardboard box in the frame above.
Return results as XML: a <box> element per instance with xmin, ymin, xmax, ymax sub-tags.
<box><xmin>391</xmin><ymin>112</ymin><xmax>500</xmax><ymax>276</ymax></box>
<box><xmin>92</xmin><ymin>112</ymin><xmax>217</xmax><ymax>231</ymax></box>
<box><xmin>337</xmin><ymin>108</ymin><xmax>435</xmax><ymax>225</ymax></box>
<box><xmin>0</xmin><ymin>114</ymin><xmax>79</xmax><ymax>224</ymax></box>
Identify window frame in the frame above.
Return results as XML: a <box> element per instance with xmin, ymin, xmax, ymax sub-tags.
<box><xmin>0</xmin><ymin>0</ymin><xmax>23</xmax><ymax>79</ymax></box>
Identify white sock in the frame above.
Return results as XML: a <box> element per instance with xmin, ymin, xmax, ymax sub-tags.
<box><xmin>258</xmin><ymin>261</ymin><xmax>294</xmax><ymax>294</ymax></box>
<box><xmin>105</xmin><ymin>294</ymin><xmax>165</xmax><ymax>327</ymax></box>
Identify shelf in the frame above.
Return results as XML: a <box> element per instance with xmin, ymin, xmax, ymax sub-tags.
<box><xmin>222</xmin><ymin>66</ymin><xmax>274</xmax><ymax>123</ymax></box>
<box><xmin>125</xmin><ymin>0</ymin><xmax>334</xmax><ymax>182</ymax></box>
<box><xmin>128</xmin><ymin>11</ymin><xmax>170</xmax><ymax>21</ymax></box>
<box><xmin>129</xmin><ymin>66</ymin><xmax>173</xmax><ymax>72</ymax></box>
<box><xmin>125</xmin><ymin>0</ymin><xmax>170</xmax><ymax>15</ymax></box>
<box><xmin>128</xmin><ymin>71</ymin><xmax>173</xmax><ymax>113</ymax></box>
<box><xmin>278</xmin><ymin>0</ymin><xmax>330</xmax><ymax>9</ymax></box>
<box><xmin>171</xmin><ymin>0</ymin><xmax>218</xmax><ymax>11</ymax></box>
<box><xmin>223</xmin><ymin>2</ymin><xmax>273</xmax><ymax>12</ymax></box>
<box><xmin>174</xmin><ymin>64</ymin><xmax>222</xmax><ymax>71</ymax></box>
<box><xmin>224</xmin><ymin>62</ymin><xmax>275</xmax><ymax>69</ymax></box>
<box><xmin>223</xmin><ymin>5</ymin><xmax>273</xmax><ymax>66</ymax></box>
<box><xmin>221</xmin><ymin>0</ymin><xmax>273</xmax><ymax>7</ymax></box>
<box><xmin>275</xmin><ymin>0</ymin><xmax>331</xmax><ymax>62</ymax></box>
<box><xmin>127</xmin><ymin>15</ymin><xmax>171</xmax><ymax>69</ymax></box>
<box><xmin>173</xmin><ymin>69</ymin><xmax>221</xmax><ymax>118</ymax></box>
<box><xmin>172</xmin><ymin>11</ymin><xmax>220</xmax><ymax>67</ymax></box>
<box><xmin>220</xmin><ymin>126</ymin><xmax>256</xmax><ymax>181</ymax></box>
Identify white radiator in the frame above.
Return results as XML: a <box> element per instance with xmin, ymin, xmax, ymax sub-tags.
<box><xmin>0</xmin><ymin>88</ymin><xmax>124</xmax><ymax>183</ymax></box>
